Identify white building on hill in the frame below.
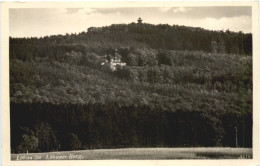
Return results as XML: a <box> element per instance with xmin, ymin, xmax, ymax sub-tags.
<box><xmin>110</xmin><ymin>57</ymin><xmax>126</xmax><ymax>71</ymax></box>
<box><xmin>101</xmin><ymin>49</ymin><xmax>126</xmax><ymax>71</ymax></box>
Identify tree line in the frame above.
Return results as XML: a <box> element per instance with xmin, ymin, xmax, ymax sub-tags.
<box><xmin>11</xmin><ymin>102</ymin><xmax>252</xmax><ymax>153</ymax></box>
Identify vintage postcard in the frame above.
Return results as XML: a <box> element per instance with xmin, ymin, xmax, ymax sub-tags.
<box><xmin>1</xmin><ymin>1</ymin><xmax>259</xmax><ymax>166</ymax></box>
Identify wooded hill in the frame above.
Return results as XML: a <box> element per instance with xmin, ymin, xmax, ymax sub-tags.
<box><xmin>10</xmin><ymin>23</ymin><xmax>252</xmax><ymax>153</ymax></box>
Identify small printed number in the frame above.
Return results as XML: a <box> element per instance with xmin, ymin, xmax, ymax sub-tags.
<box><xmin>239</xmin><ymin>155</ymin><xmax>251</xmax><ymax>159</ymax></box>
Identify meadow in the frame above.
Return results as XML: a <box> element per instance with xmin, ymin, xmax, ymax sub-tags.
<box><xmin>11</xmin><ymin>147</ymin><xmax>252</xmax><ymax>160</ymax></box>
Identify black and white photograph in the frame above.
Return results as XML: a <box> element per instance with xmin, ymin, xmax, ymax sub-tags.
<box><xmin>1</xmin><ymin>1</ymin><xmax>259</xmax><ymax>165</ymax></box>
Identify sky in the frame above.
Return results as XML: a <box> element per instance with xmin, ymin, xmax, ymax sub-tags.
<box><xmin>9</xmin><ymin>6</ymin><xmax>252</xmax><ymax>37</ymax></box>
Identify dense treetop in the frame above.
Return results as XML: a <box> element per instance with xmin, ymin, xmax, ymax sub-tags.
<box><xmin>10</xmin><ymin>23</ymin><xmax>252</xmax><ymax>114</ymax></box>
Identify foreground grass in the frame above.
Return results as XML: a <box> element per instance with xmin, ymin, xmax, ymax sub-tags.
<box><xmin>12</xmin><ymin>147</ymin><xmax>252</xmax><ymax>160</ymax></box>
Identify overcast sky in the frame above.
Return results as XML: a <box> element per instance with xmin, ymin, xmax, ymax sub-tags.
<box><xmin>10</xmin><ymin>6</ymin><xmax>252</xmax><ymax>37</ymax></box>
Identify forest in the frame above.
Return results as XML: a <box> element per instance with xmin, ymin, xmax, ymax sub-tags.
<box><xmin>10</xmin><ymin>23</ymin><xmax>252</xmax><ymax>153</ymax></box>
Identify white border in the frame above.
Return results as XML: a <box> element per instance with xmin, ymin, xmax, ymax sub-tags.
<box><xmin>1</xmin><ymin>1</ymin><xmax>259</xmax><ymax>166</ymax></box>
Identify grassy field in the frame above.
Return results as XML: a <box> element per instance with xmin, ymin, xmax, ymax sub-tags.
<box><xmin>11</xmin><ymin>147</ymin><xmax>252</xmax><ymax>160</ymax></box>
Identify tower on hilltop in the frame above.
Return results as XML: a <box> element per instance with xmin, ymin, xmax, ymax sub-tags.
<box><xmin>137</xmin><ymin>17</ymin><xmax>142</xmax><ymax>24</ymax></box>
